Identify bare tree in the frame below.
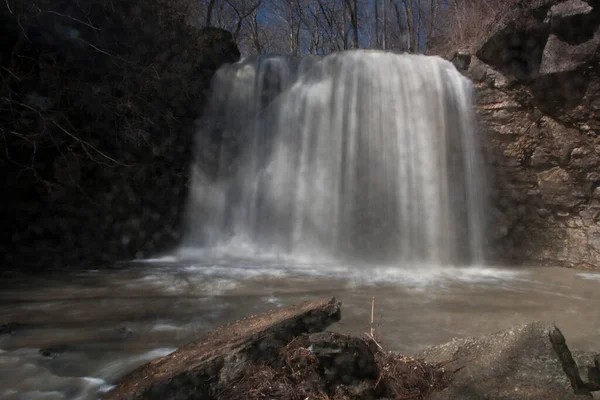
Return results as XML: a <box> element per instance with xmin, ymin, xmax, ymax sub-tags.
<box><xmin>343</xmin><ymin>0</ymin><xmax>359</xmax><ymax>48</ymax></box>
<box><xmin>206</xmin><ymin>0</ymin><xmax>217</xmax><ymax>26</ymax></box>
<box><xmin>381</xmin><ymin>0</ymin><xmax>387</xmax><ymax>49</ymax></box>
<box><xmin>313</xmin><ymin>0</ymin><xmax>347</xmax><ymax>52</ymax></box>
<box><xmin>198</xmin><ymin>0</ymin><xmax>501</xmax><ymax>57</ymax></box>
<box><xmin>374</xmin><ymin>0</ymin><xmax>380</xmax><ymax>48</ymax></box>
<box><xmin>248</xmin><ymin>7</ymin><xmax>263</xmax><ymax>52</ymax></box>
<box><xmin>225</xmin><ymin>0</ymin><xmax>264</xmax><ymax>40</ymax></box>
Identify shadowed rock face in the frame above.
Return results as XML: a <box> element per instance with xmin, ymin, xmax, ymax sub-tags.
<box><xmin>103</xmin><ymin>297</ymin><xmax>341</xmax><ymax>400</ymax></box>
<box><xmin>417</xmin><ymin>321</ymin><xmax>592</xmax><ymax>399</ymax></box>
<box><xmin>452</xmin><ymin>0</ymin><xmax>600</xmax><ymax>269</ymax></box>
<box><xmin>0</xmin><ymin>1</ymin><xmax>240</xmax><ymax>271</ymax></box>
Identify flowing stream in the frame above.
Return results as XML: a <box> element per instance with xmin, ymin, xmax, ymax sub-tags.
<box><xmin>1</xmin><ymin>263</ymin><xmax>600</xmax><ymax>399</ymax></box>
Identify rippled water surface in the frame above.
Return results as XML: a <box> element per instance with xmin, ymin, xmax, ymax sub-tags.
<box><xmin>1</xmin><ymin>261</ymin><xmax>599</xmax><ymax>399</ymax></box>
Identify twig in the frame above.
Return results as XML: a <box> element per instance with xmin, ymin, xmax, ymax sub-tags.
<box><xmin>51</xmin><ymin>119</ymin><xmax>130</xmax><ymax>167</ymax></box>
<box><xmin>370</xmin><ymin>296</ymin><xmax>375</xmax><ymax>337</ymax></box>
<box><xmin>4</xmin><ymin>0</ymin><xmax>12</xmax><ymax>14</ymax></box>
<box><xmin>48</xmin><ymin>11</ymin><xmax>102</xmax><ymax>31</ymax></box>
<box><xmin>7</xmin><ymin>129</ymin><xmax>34</xmax><ymax>142</ymax></box>
<box><xmin>363</xmin><ymin>331</ymin><xmax>384</xmax><ymax>351</ymax></box>
<box><xmin>77</xmin><ymin>37</ymin><xmax>115</xmax><ymax>58</ymax></box>
<box><xmin>1</xmin><ymin>97</ymin><xmax>131</xmax><ymax>167</ymax></box>
<box><xmin>17</xmin><ymin>15</ymin><xmax>30</xmax><ymax>43</ymax></box>
<box><xmin>364</xmin><ymin>296</ymin><xmax>385</xmax><ymax>352</ymax></box>
<box><xmin>0</xmin><ymin>66</ymin><xmax>21</xmax><ymax>81</ymax></box>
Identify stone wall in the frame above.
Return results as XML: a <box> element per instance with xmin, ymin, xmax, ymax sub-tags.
<box><xmin>453</xmin><ymin>0</ymin><xmax>600</xmax><ymax>268</ymax></box>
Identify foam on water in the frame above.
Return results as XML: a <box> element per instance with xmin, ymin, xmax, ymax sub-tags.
<box><xmin>140</xmin><ymin>258</ymin><xmax>529</xmax><ymax>291</ymax></box>
<box><xmin>0</xmin><ymin>348</ymin><xmax>115</xmax><ymax>400</ymax></box>
<box><xmin>93</xmin><ymin>348</ymin><xmax>177</xmax><ymax>383</ymax></box>
<box><xmin>577</xmin><ymin>272</ymin><xmax>600</xmax><ymax>281</ymax></box>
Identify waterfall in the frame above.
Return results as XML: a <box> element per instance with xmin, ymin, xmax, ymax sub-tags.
<box><xmin>182</xmin><ymin>50</ymin><xmax>488</xmax><ymax>265</ymax></box>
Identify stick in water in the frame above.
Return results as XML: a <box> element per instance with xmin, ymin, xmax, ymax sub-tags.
<box><xmin>370</xmin><ymin>296</ymin><xmax>375</xmax><ymax>337</ymax></box>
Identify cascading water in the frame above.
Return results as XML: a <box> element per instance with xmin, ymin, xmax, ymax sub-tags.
<box><xmin>182</xmin><ymin>50</ymin><xmax>488</xmax><ymax>265</ymax></box>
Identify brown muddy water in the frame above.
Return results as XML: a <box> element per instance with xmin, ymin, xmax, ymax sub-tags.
<box><xmin>1</xmin><ymin>260</ymin><xmax>599</xmax><ymax>399</ymax></box>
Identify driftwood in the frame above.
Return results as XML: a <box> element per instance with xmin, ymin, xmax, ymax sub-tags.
<box><xmin>104</xmin><ymin>297</ymin><xmax>341</xmax><ymax>400</ymax></box>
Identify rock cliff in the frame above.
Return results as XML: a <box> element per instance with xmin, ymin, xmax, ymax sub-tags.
<box><xmin>453</xmin><ymin>0</ymin><xmax>600</xmax><ymax>269</ymax></box>
<box><xmin>0</xmin><ymin>0</ymin><xmax>240</xmax><ymax>270</ymax></box>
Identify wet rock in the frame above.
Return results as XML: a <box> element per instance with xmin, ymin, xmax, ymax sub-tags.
<box><xmin>39</xmin><ymin>344</ymin><xmax>69</xmax><ymax>358</ymax></box>
<box><xmin>117</xmin><ymin>326</ymin><xmax>134</xmax><ymax>338</ymax></box>
<box><xmin>416</xmin><ymin>321</ymin><xmax>592</xmax><ymax>399</ymax></box>
<box><xmin>103</xmin><ymin>297</ymin><xmax>342</xmax><ymax>400</ymax></box>
<box><xmin>306</xmin><ymin>332</ymin><xmax>378</xmax><ymax>385</ymax></box>
<box><xmin>0</xmin><ymin>322</ymin><xmax>21</xmax><ymax>335</ymax></box>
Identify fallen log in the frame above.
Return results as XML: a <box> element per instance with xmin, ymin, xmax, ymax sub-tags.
<box><xmin>104</xmin><ymin>297</ymin><xmax>341</xmax><ymax>400</ymax></box>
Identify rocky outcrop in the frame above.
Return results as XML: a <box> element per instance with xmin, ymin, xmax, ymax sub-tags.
<box><xmin>453</xmin><ymin>0</ymin><xmax>600</xmax><ymax>268</ymax></box>
<box><xmin>103</xmin><ymin>297</ymin><xmax>342</xmax><ymax>400</ymax></box>
<box><xmin>0</xmin><ymin>1</ymin><xmax>240</xmax><ymax>271</ymax></box>
<box><xmin>573</xmin><ymin>351</ymin><xmax>600</xmax><ymax>391</ymax></box>
<box><xmin>417</xmin><ymin>321</ymin><xmax>593</xmax><ymax>399</ymax></box>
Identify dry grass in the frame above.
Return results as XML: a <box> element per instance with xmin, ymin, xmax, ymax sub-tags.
<box><xmin>218</xmin><ymin>336</ymin><xmax>327</xmax><ymax>400</ymax></box>
<box><xmin>430</xmin><ymin>0</ymin><xmax>535</xmax><ymax>56</ymax></box>
<box><xmin>218</xmin><ymin>332</ymin><xmax>453</xmax><ymax>400</ymax></box>
<box><xmin>375</xmin><ymin>351</ymin><xmax>452</xmax><ymax>400</ymax></box>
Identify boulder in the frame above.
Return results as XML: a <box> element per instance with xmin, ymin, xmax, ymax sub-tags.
<box><xmin>473</xmin><ymin>0</ymin><xmax>600</xmax><ymax>81</ymax></box>
<box><xmin>103</xmin><ymin>297</ymin><xmax>341</xmax><ymax>400</ymax></box>
<box><xmin>540</xmin><ymin>1</ymin><xmax>600</xmax><ymax>75</ymax></box>
<box><xmin>474</xmin><ymin>1</ymin><xmax>555</xmax><ymax>82</ymax></box>
<box><xmin>306</xmin><ymin>332</ymin><xmax>379</xmax><ymax>385</ymax></box>
<box><xmin>572</xmin><ymin>351</ymin><xmax>600</xmax><ymax>391</ymax></box>
<box><xmin>416</xmin><ymin>321</ymin><xmax>592</xmax><ymax>399</ymax></box>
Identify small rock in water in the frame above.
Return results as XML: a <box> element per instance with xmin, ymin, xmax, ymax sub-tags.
<box><xmin>0</xmin><ymin>322</ymin><xmax>21</xmax><ymax>335</ymax></box>
<box><xmin>39</xmin><ymin>344</ymin><xmax>69</xmax><ymax>358</ymax></box>
<box><xmin>117</xmin><ymin>326</ymin><xmax>134</xmax><ymax>337</ymax></box>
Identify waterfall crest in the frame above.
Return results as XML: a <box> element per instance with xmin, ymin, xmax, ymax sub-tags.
<box><xmin>183</xmin><ymin>51</ymin><xmax>488</xmax><ymax>265</ymax></box>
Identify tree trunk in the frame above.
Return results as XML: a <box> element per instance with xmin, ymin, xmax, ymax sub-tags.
<box><xmin>344</xmin><ymin>0</ymin><xmax>359</xmax><ymax>48</ymax></box>
<box><xmin>342</xmin><ymin>0</ymin><xmax>348</xmax><ymax>49</ymax></box>
<box><xmin>375</xmin><ymin>0</ymin><xmax>380</xmax><ymax>48</ymax></box>
<box><xmin>206</xmin><ymin>0</ymin><xmax>216</xmax><ymax>26</ymax></box>
<box><xmin>382</xmin><ymin>0</ymin><xmax>387</xmax><ymax>50</ymax></box>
